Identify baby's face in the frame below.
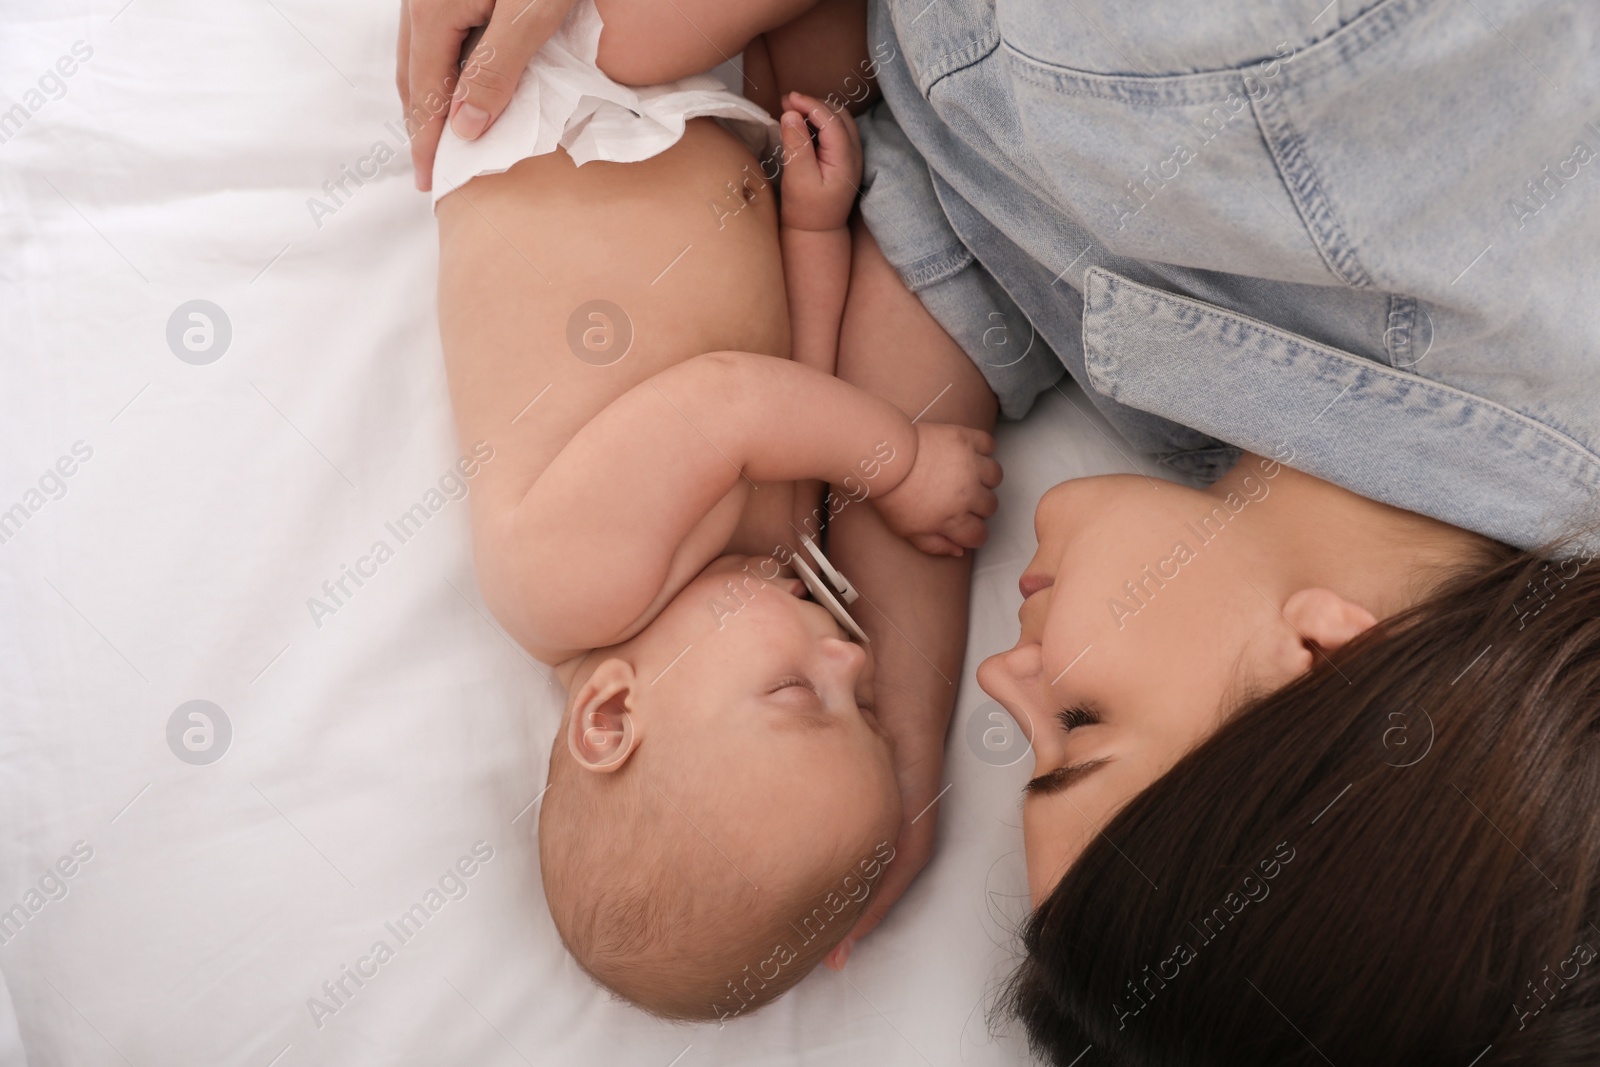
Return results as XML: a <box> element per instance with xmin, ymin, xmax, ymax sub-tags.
<box><xmin>629</xmin><ymin>556</ymin><xmax>902</xmax><ymax>883</ymax></box>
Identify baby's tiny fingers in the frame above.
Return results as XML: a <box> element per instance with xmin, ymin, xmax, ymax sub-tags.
<box><xmin>972</xmin><ymin>487</ymin><xmax>999</xmax><ymax>519</ymax></box>
<box><xmin>779</xmin><ymin>111</ymin><xmax>819</xmax><ymax>183</ymax></box>
<box><xmin>806</xmin><ymin>111</ymin><xmax>858</xmax><ymax>179</ymax></box>
<box><xmin>787</xmin><ymin>93</ymin><xmax>852</xmax><ymax>150</ymax></box>
<box><xmin>780</xmin><ymin>111</ymin><xmax>813</xmax><ymax>160</ymax></box>
<box><xmin>913</xmin><ymin>533</ymin><xmax>964</xmax><ymax>558</ymax></box>
<box><xmin>815</xmin><ymin>111</ymin><xmax>859</xmax><ymax>174</ymax></box>
<box><xmin>786</xmin><ymin>90</ymin><xmax>833</xmax><ymax>128</ymax></box>
<box><xmin>949</xmin><ymin>513</ymin><xmax>989</xmax><ymax>549</ymax></box>
<box><xmin>980</xmin><ymin>456</ymin><xmax>1003</xmax><ymax>489</ymax></box>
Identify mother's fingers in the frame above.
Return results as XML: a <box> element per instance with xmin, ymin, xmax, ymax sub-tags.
<box><xmin>450</xmin><ymin>0</ymin><xmax>577</xmax><ymax>140</ymax></box>
<box><xmin>402</xmin><ymin>0</ymin><xmax>576</xmax><ymax>193</ymax></box>
<box><xmin>405</xmin><ymin>0</ymin><xmax>480</xmax><ymax>191</ymax></box>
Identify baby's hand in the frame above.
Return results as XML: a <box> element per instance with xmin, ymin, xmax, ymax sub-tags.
<box><xmin>778</xmin><ymin>91</ymin><xmax>862</xmax><ymax>232</ymax></box>
<box><xmin>871</xmin><ymin>424</ymin><xmax>1002</xmax><ymax>557</ymax></box>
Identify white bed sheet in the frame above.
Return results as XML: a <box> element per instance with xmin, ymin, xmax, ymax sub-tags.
<box><xmin>0</xmin><ymin>3</ymin><xmax>1174</xmax><ymax>1064</ymax></box>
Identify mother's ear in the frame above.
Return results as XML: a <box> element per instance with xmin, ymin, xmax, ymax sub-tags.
<box><xmin>566</xmin><ymin>658</ymin><xmax>642</xmax><ymax>772</ymax></box>
<box><xmin>1274</xmin><ymin>587</ymin><xmax>1380</xmax><ymax>675</ymax></box>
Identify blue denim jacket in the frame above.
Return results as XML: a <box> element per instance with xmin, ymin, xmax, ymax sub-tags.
<box><xmin>857</xmin><ymin>0</ymin><xmax>1600</xmax><ymax>553</ymax></box>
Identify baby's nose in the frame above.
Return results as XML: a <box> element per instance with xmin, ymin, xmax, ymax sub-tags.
<box><xmin>822</xmin><ymin>635</ymin><xmax>869</xmax><ymax>676</ymax></box>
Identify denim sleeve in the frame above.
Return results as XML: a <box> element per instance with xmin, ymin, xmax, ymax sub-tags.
<box><xmin>856</xmin><ymin>102</ymin><xmax>1064</xmax><ymax>421</ymax></box>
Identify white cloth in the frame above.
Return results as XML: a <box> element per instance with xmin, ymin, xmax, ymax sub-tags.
<box><xmin>0</xmin><ymin>966</ymin><xmax>23</xmax><ymax>1067</ymax></box>
<box><xmin>0</xmin><ymin>0</ymin><xmax>1171</xmax><ymax>1062</ymax></box>
<box><xmin>431</xmin><ymin>0</ymin><xmax>781</xmax><ymax>204</ymax></box>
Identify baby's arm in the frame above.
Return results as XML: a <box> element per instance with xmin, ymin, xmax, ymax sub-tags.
<box><xmin>778</xmin><ymin>91</ymin><xmax>859</xmax><ymax>376</ymax></box>
<box><xmin>496</xmin><ymin>354</ymin><xmax>998</xmax><ymax>655</ymax></box>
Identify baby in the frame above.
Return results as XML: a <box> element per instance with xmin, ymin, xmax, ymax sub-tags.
<box><xmin>433</xmin><ymin>0</ymin><xmax>999</xmax><ymax>1022</ymax></box>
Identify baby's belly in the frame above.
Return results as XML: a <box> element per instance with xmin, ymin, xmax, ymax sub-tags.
<box><xmin>437</xmin><ymin>118</ymin><xmax>791</xmax><ymax>516</ymax></box>
<box><xmin>537</xmin><ymin>117</ymin><xmax>792</xmax><ymax>371</ymax></box>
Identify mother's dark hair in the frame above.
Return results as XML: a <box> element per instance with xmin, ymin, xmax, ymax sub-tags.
<box><xmin>1006</xmin><ymin>532</ymin><xmax>1600</xmax><ymax>1065</ymax></box>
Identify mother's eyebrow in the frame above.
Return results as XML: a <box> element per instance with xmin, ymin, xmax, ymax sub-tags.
<box><xmin>1026</xmin><ymin>757</ymin><xmax>1112</xmax><ymax>795</ymax></box>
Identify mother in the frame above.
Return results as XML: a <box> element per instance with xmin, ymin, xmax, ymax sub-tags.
<box><xmin>402</xmin><ymin>0</ymin><xmax>1600</xmax><ymax>1059</ymax></box>
<box><xmin>852</xmin><ymin>0</ymin><xmax>1600</xmax><ymax>1060</ymax></box>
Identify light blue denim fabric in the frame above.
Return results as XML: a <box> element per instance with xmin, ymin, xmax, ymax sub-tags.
<box><xmin>856</xmin><ymin>0</ymin><xmax>1600</xmax><ymax>552</ymax></box>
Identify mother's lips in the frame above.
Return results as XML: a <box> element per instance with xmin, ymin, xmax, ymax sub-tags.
<box><xmin>1019</xmin><ymin>572</ymin><xmax>1055</xmax><ymax>599</ymax></box>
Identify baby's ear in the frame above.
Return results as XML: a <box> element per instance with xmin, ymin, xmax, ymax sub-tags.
<box><xmin>566</xmin><ymin>658</ymin><xmax>641</xmax><ymax>773</ymax></box>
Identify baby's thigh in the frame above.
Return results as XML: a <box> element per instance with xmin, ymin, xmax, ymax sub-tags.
<box><xmin>593</xmin><ymin>0</ymin><xmax>814</xmax><ymax>86</ymax></box>
<box><xmin>751</xmin><ymin>0</ymin><xmax>877</xmax><ymax>118</ymax></box>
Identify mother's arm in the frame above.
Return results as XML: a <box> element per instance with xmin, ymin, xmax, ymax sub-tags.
<box><xmin>825</xmin><ymin>216</ymin><xmax>999</xmax><ymax>959</ymax></box>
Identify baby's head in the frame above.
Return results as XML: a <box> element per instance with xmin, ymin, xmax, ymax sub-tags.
<box><xmin>538</xmin><ymin>556</ymin><xmax>903</xmax><ymax>1021</ymax></box>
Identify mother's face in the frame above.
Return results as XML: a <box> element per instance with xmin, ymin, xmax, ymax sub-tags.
<box><xmin>978</xmin><ymin>466</ymin><xmax>1306</xmax><ymax>905</ymax></box>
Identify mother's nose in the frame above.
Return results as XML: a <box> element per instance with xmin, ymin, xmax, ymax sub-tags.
<box><xmin>977</xmin><ymin>643</ymin><xmax>1043</xmax><ymax>698</ymax></box>
<box><xmin>977</xmin><ymin>644</ymin><xmax>1047</xmax><ymax>729</ymax></box>
<box><xmin>978</xmin><ymin>644</ymin><xmax>1054</xmax><ymax>760</ymax></box>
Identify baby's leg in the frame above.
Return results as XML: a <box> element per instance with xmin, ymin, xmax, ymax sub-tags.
<box><xmin>593</xmin><ymin>0</ymin><xmax>877</xmax><ymax>121</ymax></box>
<box><xmin>743</xmin><ymin>0</ymin><xmax>878</xmax><ymax>120</ymax></box>
<box><xmin>592</xmin><ymin>0</ymin><xmax>814</xmax><ymax>86</ymax></box>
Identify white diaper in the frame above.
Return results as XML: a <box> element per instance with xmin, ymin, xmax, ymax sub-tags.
<box><xmin>431</xmin><ymin>1</ymin><xmax>781</xmax><ymax>205</ymax></box>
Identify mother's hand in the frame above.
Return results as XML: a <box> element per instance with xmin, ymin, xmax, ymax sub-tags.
<box><xmin>397</xmin><ymin>0</ymin><xmax>578</xmax><ymax>191</ymax></box>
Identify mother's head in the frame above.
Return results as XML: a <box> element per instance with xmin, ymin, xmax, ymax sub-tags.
<box><xmin>980</xmin><ymin>453</ymin><xmax>1600</xmax><ymax>1064</ymax></box>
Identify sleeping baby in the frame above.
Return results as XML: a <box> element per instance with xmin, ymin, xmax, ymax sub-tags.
<box><xmin>431</xmin><ymin>0</ymin><xmax>999</xmax><ymax>1022</ymax></box>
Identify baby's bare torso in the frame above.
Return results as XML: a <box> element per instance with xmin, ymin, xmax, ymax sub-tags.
<box><xmin>437</xmin><ymin>118</ymin><xmax>799</xmax><ymax>562</ymax></box>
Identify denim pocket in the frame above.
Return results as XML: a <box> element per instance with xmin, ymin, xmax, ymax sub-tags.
<box><xmin>1080</xmin><ymin>266</ymin><xmax>1600</xmax><ymax>551</ymax></box>
<box><xmin>997</xmin><ymin>0</ymin><xmax>1431</xmax><ymax>287</ymax></box>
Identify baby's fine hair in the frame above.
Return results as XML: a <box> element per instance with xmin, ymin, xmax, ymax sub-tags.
<box><xmin>538</xmin><ymin>732</ymin><xmax>894</xmax><ymax>1021</ymax></box>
